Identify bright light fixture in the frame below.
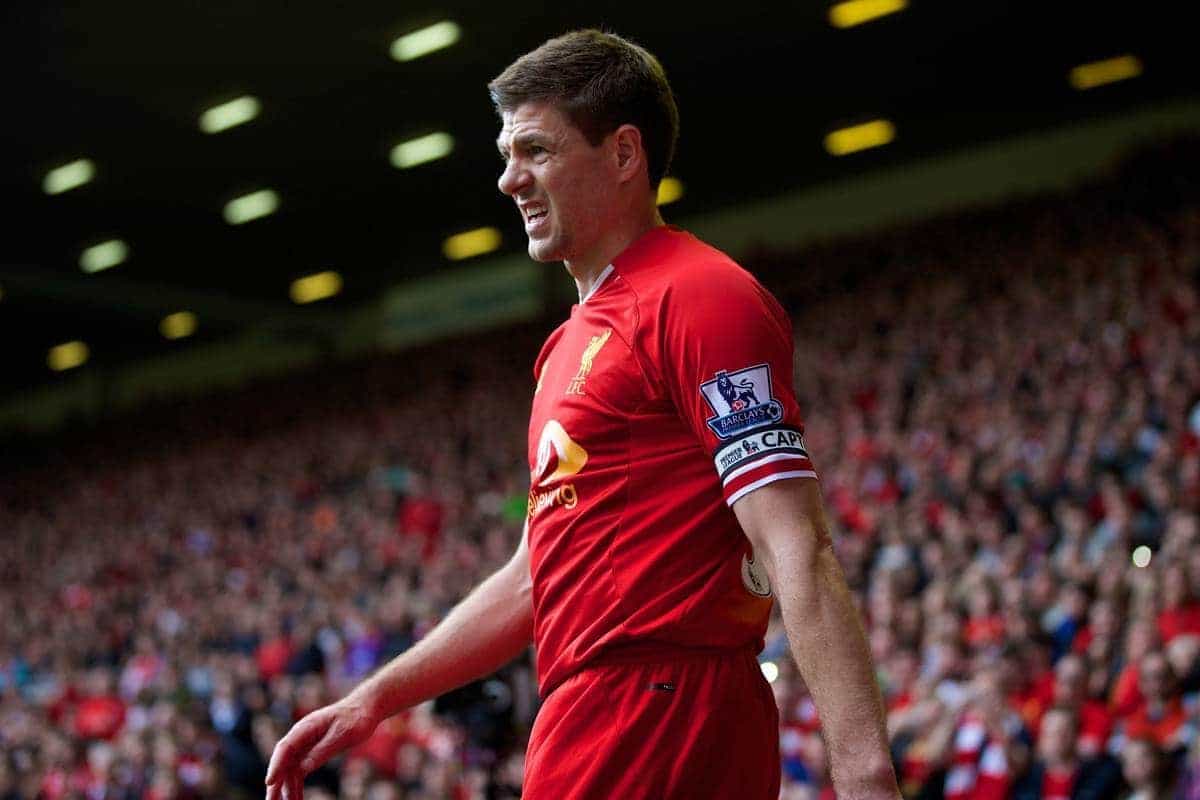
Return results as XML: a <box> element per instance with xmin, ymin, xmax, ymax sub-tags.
<box><xmin>80</xmin><ymin>239</ymin><xmax>129</xmax><ymax>274</ymax></box>
<box><xmin>656</xmin><ymin>177</ymin><xmax>684</xmax><ymax>206</ymax></box>
<box><xmin>48</xmin><ymin>340</ymin><xmax>89</xmax><ymax>371</ymax></box>
<box><xmin>391</xmin><ymin>21</ymin><xmax>461</xmax><ymax>62</ymax></box>
<box><xmin>760</xmin><ymin>661</ymin><xmax>779</xmax><ymax>683</ymax></box>
<box><xmin>199</xmin><ymin>95</ymin><xmax>261</xmax><ymax>134</ymax></box>
<box><xmin>443</xmin><ymin>227</ymin><xmax>501</xmax><ymax>260</ymax></box>
<box><xmin>1132</xmin><ymin>545</ymin><xmax>1152</xmax><ymax>569</ymax></box>
<box><xmin>391</xmin><ymin>132</ymin><xmax>455</xmax><ymax>169</ymax></box>
<box><xmin>829</xmin><ymin>0</ymin><xmax>907</xmax><ymax>28</ymax></box>
<box><xmin>224</xmin><ymin>189</ymin><xmax>280</xmax><ymax>225</ymax></box>
<box><xmin>43</xmin><ymin>159</ymin><xmax>96</xmax><ymax>195</ymax></box>
<box><xmin>1069</xmin><ymin>55</ymin><xmax>1143</xmax><ymax>90</ymax></box>
<box><xmin>824</xmin><ymin>119</ymin><xmax>896</xmax><ymax>156</ymax></box>
<box><xmin>160</xmin><ymin>311</ymin><xmax>198</xmax><ymax>340</ymax></box>
<box><xmin>290</xmin><ymin>271</ymin><xmax>343</xmax><ymax>304</ymax></box>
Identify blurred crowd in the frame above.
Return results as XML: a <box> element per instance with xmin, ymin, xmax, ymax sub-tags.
<box><xmin>2</xmin><ymin>137</ymin><xmax>1200</xmax><ymax>799</ymax></box>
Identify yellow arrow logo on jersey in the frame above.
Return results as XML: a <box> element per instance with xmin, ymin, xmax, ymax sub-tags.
<box><xmin>534</xmin><ymin>420</ymin><xmax>588</xmax><ymax>487</ymax></box>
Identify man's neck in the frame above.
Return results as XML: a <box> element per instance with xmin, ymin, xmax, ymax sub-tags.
<box><xmin>566</xmin><ymin>208</ymin><xmax>665</xmax><ymax>301</ymax></box>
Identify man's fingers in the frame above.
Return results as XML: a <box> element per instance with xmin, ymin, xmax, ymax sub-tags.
<box><xmin>264</xmin><ymin>740</ymin><xmax>291</xmax><ymax>786</ymax></box>
<box><xmin>288</xmin><ymin>773</ymin><xmax>304</xmax><ymax>800</ymax></box>
<box><xmin>297</xmin><ymin>726</ymin><xmax>346</xmax><ymax>774</ymax></box>
<box><xmin>265</xmin><ymin>779</ymin><xmax>282</xmax><ymax>800</ymax></box>
<box><xmin>265</xmin><ymin>732</ymin><xmax>296</xmax><ymax>784</ymax></box>
<box><xmin>265</xmin><ymin>719</ymin><xmax>324</xmax><ymax>785</ymax></box>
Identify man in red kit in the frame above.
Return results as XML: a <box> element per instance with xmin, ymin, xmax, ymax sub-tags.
<box><xmin>266</xmin><ymin>29</ymin><xmax>899</xmax><ymax>800</ymax></box>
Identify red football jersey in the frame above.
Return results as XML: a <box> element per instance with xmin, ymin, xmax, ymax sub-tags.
<box><xmin>526</xmin><ymin>225</ymin><xmax>817</xmax><ymax>695</ymax></box>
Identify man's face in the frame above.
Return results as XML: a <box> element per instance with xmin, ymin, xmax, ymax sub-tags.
<box><xmin>1037</xmin><ymin>710</ymin><xmax>1077</xmax><ymax>763</ymax></box>
<box><xmin>1053</xmin><ymin>655</ymin><xmax>1086</xmax><ymax>704</ymax></box>
<box><xmin>496</xmin><ymin>101</ymin><xmax>616</xmax><ymax>265</ymax></box>
<box><xmin>1138</xmin><ymin>653</ymin><xmax>1171</xmax><ymax>701</ymax></box>
<box><xmin>1120</xmin><ymin>740</ymin><xmax>1157</xmax><ymax>787</ymax></box>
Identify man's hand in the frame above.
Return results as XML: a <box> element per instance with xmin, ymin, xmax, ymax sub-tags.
<box><xmin>264</xmin><ymin>529</ymin><xmax>533</xmax><ymax>799</ymax></box>
<box><xmin>265</xmin><ymin>694</ymin><xmax>380</xmax><ymax>800</ymax></box>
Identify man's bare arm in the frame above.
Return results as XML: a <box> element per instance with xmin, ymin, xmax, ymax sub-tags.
<box><xmin>347</xmin><ymin>528</ymin><xmax>534</xmax><ymax>719</ymax></box>
<box><xmin>265</xmin><ymin>529</ymin><xmax>534</xmax><ymax>800</ymax></box>
<box><xmin>733</xmin><ymin>478</ymin><xmax>899</xmax><ymax>800</ymax></box>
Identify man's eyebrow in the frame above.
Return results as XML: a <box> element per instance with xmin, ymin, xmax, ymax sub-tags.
<box><xmin>500</xmin><ymin>133</ymin><xmax>550</xmax><ymax>154</ymax></box>
<box><xmin>515</xmin><ymin>133</ymin><xmax>548</xmax><ymax>146</ymax></box>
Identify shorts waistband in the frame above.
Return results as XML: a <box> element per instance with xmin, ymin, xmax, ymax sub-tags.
<box><xmin>540</xmin><ymin>643</ymin><xmax>763</xmax><ymax>698</ymax></box>
<box><xmin>587</xmin><ymin>641</ymin><xmax>759</xmax><ymax>670</ymax></box>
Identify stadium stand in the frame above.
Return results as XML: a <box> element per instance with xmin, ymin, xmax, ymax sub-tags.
<box><xmin>2</xmin><ymin>137</ymin><xmax>1199</xmax><ymax>799</ymax></box>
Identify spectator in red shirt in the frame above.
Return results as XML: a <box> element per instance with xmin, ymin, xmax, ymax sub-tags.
<box><xmin>256</xmin><ymin>621</ymin><xmax>296</xmax><ymax>682</ymax></box>
<box><xmin>965</xmin><ymin>579</ymin><xmax>1006</xmax><ymax>650</ymax></box>
<box><xmin>944</xmin><ymin>671</ymin><xmax>1030</xmax><ymax>800</ymax></box>
<box><xmin>1052</xmin><ymin>654</ymin><xmax>1114</xmax><ymax>758</ymax></box>
<box><xmin>1074</xmin><ymin>598</ymin><xmax>1122</xmax><ymax>664</ymax></box>
<box><xmin>1110</xmin><ymin>618</ymin><xmax>1162</xmax><ymax>719</ymax></box>
<box><xmin>396</xmin><ymin>473</ymin><xmax>446</xmax><ymax>562</ymax></box>
<box><xmin>1122</xmin><ymin>651</ymin><xmax>1191</xmax><ymax>752</ymax></box>
<box><xmin>72</xmin><ymin>668</ymin><xmax>126</xmax><ymax>742</ymax></box>
<box><xmin>1158</xmin><ymin>564</ymin><xmax>1200</xmax><ymax>646</ymax></box>
<box><xmin>1012</xmin><ymin>706</ymin><xmax>1120</xmax><ymax>800</ymax></box>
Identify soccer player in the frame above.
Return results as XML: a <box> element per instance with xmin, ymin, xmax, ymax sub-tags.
<box><xmin>266</xmin><ymin>29</ymin><xmax>899</xmax><ymax>800</ymax></box>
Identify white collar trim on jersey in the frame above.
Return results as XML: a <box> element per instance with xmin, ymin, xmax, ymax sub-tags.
<box><xmin>580</xmin><ymin>264</ymin><xmax>615</xmax><ymax>304</ymax></box>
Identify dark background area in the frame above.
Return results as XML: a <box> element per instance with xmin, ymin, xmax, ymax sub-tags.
<box><xmin>1</xmin><ymin>0</ymin><xmax>1195</xmax><ymax>399</ymax></box>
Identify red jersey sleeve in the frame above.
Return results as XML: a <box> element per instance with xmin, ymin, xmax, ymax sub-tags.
<box><xmin>655</xmin><ymin>260</ymin><xmax>817</xmax><ymax>506</ymax></box>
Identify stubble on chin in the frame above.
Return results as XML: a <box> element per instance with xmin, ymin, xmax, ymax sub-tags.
<box><xmin>527</xmin><ymin>234</ymin><xmax>567</xmax><ymax>264</ymax></box>
<box><xmin>526</xmin><ymin>241</ymin><xmax>552</xmax><ymax>263</ymax></box>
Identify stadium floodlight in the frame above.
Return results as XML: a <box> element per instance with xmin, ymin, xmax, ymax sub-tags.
<box><xmin>80</xmin><ymin>239</ymin><xmax>129</xmax><ymax>274</ymax></box>
<box><xmin>443</xmin><ymin>227</ymin><xmax>501</xmax><ymax>260</ymax></box>
<box><xmin>199</xmin><ymin>96</ymin><xmax>261</xmax><ymax>134</ymax></box>
<box><xmin>223</xmin><ymin>189</ymin><xmax>280</xmax><ymax>225</ymax></box>
<box><xmin>391</xmin><ymin>21</ymin><xmax>461</xmax><ymax>62</ymax></box>
<box><xmin>829</xmin><ymin>0</ymin><xmax>907</xmax><ymax>28</ymax></box>
<box><xmin>290</xmin><ymin>271</ymin><xmax>343</xmax><ymax>304</ymax></box>
<box><xmin>391</xmin><ymin>132</ymin><xmax>455</xmax><ymax>169</ymax></box>
<box><xmin>1069</xmin><ymin>55</ymin><xmax>1143</xmax><ymax>90</ymax></box>
<box><xmin>760</xmin><ymin>661</ymin><xmax>779</xmax><ymax>683</ymax></box>
<box><xmin>160</xmin><ymin>311</ymin><xmax>198</xmax><ymax>340</ymax></box>
<box><xmin>824</xmin><ymin>119</ymin><xmax>896</xmax><ymax>156</ymax></box>
<box><xmin>656</xmin><ymin>177</ymin><xmax>684</xmax><ymax>207</ymax></box>
<box><xmin>48</xmin><ymin>340</ymin><xmax>89</xmax><ymax>371</ymax></box>
<box><xmin>43</xmin><ymin>158</ymin><xmax>96</xmax><ymax>195</ymax></box>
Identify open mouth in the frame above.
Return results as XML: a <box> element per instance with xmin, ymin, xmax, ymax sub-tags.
<box><xmin>524</xmin><ymin>207</ymin><xmax>549</xmax><ymax>232</ymax></box>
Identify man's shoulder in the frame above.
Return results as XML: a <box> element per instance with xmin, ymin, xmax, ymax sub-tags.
<box><xmin>630</xmin><ymin>228</ymin><xmax>763</xmax><ymax>304</ymax></box>
<box><xmin>658</xmin><ymin>228</ymin><xmax>744</xmax><ymax>275</ymax></box>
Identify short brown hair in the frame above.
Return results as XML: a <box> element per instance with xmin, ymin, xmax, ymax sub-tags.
<box><xmin>488</xmin><ymin>29</ymin><xmax>679</xmax><ymax>190</ymax></box>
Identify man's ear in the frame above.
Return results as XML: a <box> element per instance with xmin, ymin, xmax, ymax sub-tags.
<box><xmin>612</xmin><ymin>124</ymin><xmax>645</xmax><ymax>184</ymax></box>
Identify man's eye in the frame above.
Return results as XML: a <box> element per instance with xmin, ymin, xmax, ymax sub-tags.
<box><xmin>529</xmin><ymin>146</ymin><xmax>547</xmax><ymax>155</ymax></box>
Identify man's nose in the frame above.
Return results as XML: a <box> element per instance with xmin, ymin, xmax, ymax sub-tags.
<box><xmin>498</xmin><ymin>160</ymin><xmax>527</xmax><ymax>197</ymax></box>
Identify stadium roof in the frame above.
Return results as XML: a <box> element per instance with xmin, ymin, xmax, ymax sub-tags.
<box><xmin>1</xmin><ymin>0</ymin><xmax>1195</xmax><ymax>401</ymax></box>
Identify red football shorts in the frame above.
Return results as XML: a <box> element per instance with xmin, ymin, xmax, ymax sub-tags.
<box><xmin>523</xmin><ymin>648</ymin><xmax>781</xmax><ymax>799</ymax></box>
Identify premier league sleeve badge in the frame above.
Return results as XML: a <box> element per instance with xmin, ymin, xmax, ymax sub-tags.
<box><xmin>698</xmin><ymin>364</ymin><xmax>784</xmax><ymax>440</ymax></box>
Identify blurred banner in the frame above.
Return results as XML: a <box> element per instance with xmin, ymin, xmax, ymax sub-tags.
<box><xmin>379</xmin><ymin>257</ymin><xmax>543</xmax><ymax>350</ymax></box>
